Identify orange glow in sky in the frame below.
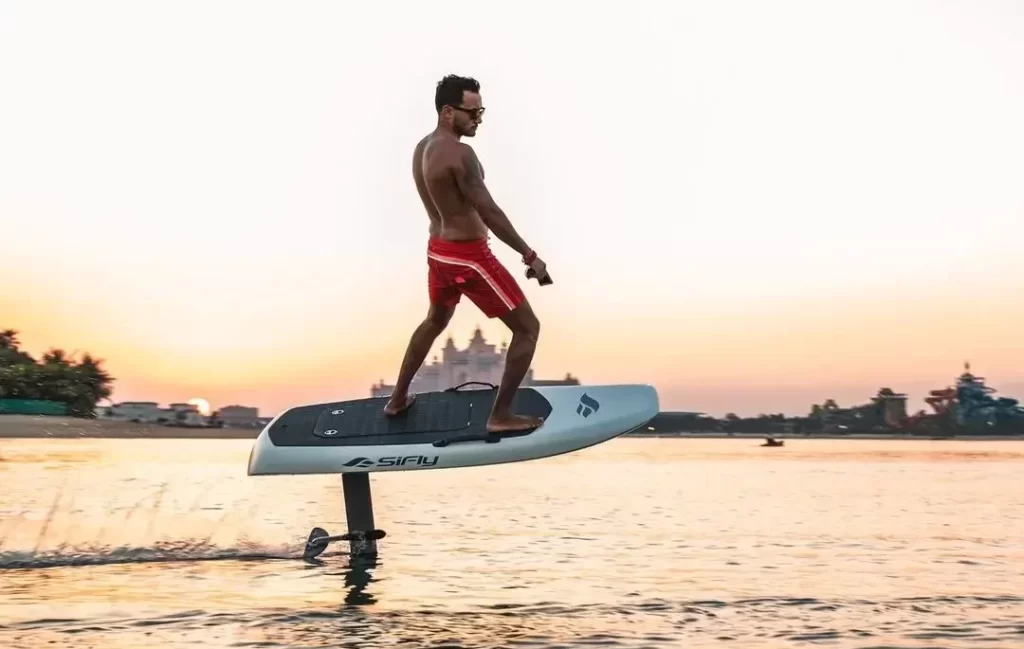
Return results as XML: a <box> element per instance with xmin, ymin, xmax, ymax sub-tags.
<box><xmin>3</xmin><ymin>2</ymin><xmax>1023</xmax><ymax>417</ymax></box>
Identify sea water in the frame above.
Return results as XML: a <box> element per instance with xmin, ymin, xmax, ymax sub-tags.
<box><xmin>1</xmin><ymin>436</ymin><xmax>1022</xmax><ymax>648</ymax></box>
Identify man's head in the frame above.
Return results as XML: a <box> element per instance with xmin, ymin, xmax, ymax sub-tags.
<box><xmin>435</xmin><ymin>74</ymin><xmax>484</xmax><ymax>138</ymax></box>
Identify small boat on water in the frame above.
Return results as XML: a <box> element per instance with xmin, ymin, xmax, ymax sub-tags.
<box><xmin>761</xmin><ymin>437</ymin><xmax>784</xmax><ymax>447</ymax></box>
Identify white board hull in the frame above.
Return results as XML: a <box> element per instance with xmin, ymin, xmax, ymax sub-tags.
<box><xmin>247</xmin><ymin>384</ymin><xmax>658</xmax><ymax>476</ymax></box>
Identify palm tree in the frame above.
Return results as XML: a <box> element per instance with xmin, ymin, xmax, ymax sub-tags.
<box><xmin>41</xmin><ymin>348</ymin><xmax>69</xmax><ymax>365</ymax></box>
<box><xmin>0</xmin><ymin>330</ymin><xmax>115</xmax><ymax>416</ymax></box>
<box><xmin>0</xmin><ymin>329</ymin><xmax>19</xmax><ymax>349</ymax></box>
<box><xmin>0</xmin><ymin>329</ymin><xmax>35</xmax><ymax>366</ymax></box>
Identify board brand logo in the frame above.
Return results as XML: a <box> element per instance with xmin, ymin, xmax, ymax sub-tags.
<box><xmin>577</xmin><ymin>393</ymin><xmax>600</xmax><ymax>418</ymax></box>
<box><xmin>343</xmin><ymin>457</ymin><xmax>374</xmax><ymax>468</ymax></box>
<box><xmin>343</xmin><ymin>455</ymin><xmax>439</xmax><ymax>468</ymax></box>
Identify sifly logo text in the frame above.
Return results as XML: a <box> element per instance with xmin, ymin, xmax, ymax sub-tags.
<box><xmin>343</xmin><ymin>455</ymin><xmax>439</xmax><ymax>468</ymax></box>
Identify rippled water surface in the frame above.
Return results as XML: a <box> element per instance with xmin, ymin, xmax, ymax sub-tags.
<box><xmin>1</xmin><ymin>436</ymin><xmax>1022</xmax><ymax>648</ymax></box>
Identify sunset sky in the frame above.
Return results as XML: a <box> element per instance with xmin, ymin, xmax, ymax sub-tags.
<box><xmin>3</xmin><ymin>1</ymin><xmax>1023</xmax><ymax>417</ymax></box>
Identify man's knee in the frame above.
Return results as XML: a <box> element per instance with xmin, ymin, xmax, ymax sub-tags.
<box><xmin>426</xmin><ymin>303</ymin><xmax>454</xmax><ymax>331</ymax></box>
<box><xmin>523</xmin><ymin>311</ymin><xmax>540</xmax><ymax>339</ymax></box>
<box><xmin>506</xmin><ymin>303</ymin><xmax>540</xmax><ymax>341</ymax></box>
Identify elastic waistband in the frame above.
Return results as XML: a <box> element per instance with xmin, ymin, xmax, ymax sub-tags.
<box><xmin>428</xmin><ymin>236</ymin><xmax>490</xmax><ymax>254</ymax></box>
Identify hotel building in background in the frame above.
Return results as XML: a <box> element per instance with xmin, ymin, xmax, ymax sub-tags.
<box><xmin>370</xmin><ymin>327</ymin><xmax>580</xmax><ymax>397</ymax></box>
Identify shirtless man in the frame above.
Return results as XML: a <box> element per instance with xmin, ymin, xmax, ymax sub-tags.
<box><xmin>382</xmin><ymin>74</ymin><xmax>552</xmax><ymax>433</ymax></box>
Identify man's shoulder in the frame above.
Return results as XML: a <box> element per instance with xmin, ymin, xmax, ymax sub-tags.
<box><xmin>436</xmin><ymin>139</ymin><xmax>476</xmax><ymax>167</ymax></box>
<box><xmin>417</xmin><ymin>133</ymin><xmax>476</xmax><ymax>170</ymax></box>
<box><xmin>451</xmin><ymin>141</ymin><xmax>477</xmax><ymax>163</ymax></box>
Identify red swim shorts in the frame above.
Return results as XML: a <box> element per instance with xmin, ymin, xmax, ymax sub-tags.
<box><xmin>427</xmin><ymin>236</ymin><xmax>526</xmax><ymax>318</ymax></box>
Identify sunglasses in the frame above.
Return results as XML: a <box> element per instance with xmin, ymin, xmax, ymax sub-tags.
<box><xmin>450</xmin><ymin>105</ymin><xmax>486</xmax><ymax>120</ymax></box>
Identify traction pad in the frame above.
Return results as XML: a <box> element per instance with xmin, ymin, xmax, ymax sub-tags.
<box><xmin>267</xmin><ymin>387</ymin><xmax>552</xmax><ymax>447</ymax></box>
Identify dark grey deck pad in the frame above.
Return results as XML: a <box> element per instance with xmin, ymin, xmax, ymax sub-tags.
<box><xmin>267</xmin><ymin>387</ymin><xmax>553</xmax><ymax>447</ymax></box>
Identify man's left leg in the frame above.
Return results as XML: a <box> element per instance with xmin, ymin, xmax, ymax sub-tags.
<box><xmin>383</xmin><ymin>302</ymin><xmax>455</xmax><ymax>415</ymax></box>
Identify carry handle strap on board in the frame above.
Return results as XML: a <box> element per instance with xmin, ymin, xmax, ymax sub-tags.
<box><xmin>445</xmin><ymin>381</ymin><xmax>498</xmax><ymax>392</ymax></box>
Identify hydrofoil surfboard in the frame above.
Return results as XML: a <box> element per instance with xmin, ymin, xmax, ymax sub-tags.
<box><xmin>247</xmin><ymin>382</ymin><xmax>658</xmax><ymax>476</ymax></box>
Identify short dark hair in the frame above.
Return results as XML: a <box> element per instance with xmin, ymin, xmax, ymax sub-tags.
<box><xmin>435</xmin><ymin>74</ymin><xmax>480</xmax><ymax>113</ymax></box>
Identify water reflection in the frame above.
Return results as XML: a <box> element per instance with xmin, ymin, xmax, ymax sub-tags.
<box><xmin>337</xmin><ymin>555</ymin><xmax>379</xmax><ymax>607</ymax></box>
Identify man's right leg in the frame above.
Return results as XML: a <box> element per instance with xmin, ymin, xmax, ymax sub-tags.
<box><xmin>425</xmin><ymin>235</ymin><xmax>541</xmax><ymax>431</ymax></box>
<box><xmin>383</xmin><ymin>302</ymin><xmax>455</xmax><ymax>415</ymax></box>
<box><xmin>487</xmin><ymin>300</ymin><xmax>543</xmax><ymax>432</ymax></box>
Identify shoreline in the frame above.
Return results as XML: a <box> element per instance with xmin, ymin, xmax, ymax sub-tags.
<box><xmin>626</xmin><ymin>432</ymin><xmax>1024</xmax><ymax>441</ymax></box>
<box><xmin>0</xmin><ymin>415</ymin><xmax>259</xmax><ymax>439</ymax></box>
<box><xmin>1</xmin><ymin>415</ymin><xmax>1022</xmax><ymax>441</ymax></box>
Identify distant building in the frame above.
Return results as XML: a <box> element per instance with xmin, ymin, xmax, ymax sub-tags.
<box><xmin>217</xmin><ymin>405</ymin><xmax>261</xmax><ymax>428</ymax></box>
<box><xmin>370</xmin><ymin>327</ymin><xmax>580</xmax><ymax>397</ymax></box>
<box><xmin>167</xmin><ymin>403</ymin><xmax>207</xmax><ymax>426</ymax></box>
<box><xmin>641</xmin><ymin>411</ymin><xmax>717</xmax><ymax>434</ymax></box>
<box><xmin>98</xmin><ymin>401</ymin><xmax>207</xmax><ymax>426</ymax></box>
<box><xmin>871</xmin><ymin>387</ymin><xmax>908</xmax><ymax>427</ymax></box>
<box><xmin>530</xmin><ymin>375</ymin><xmax>581</xmax><ymax>387</ymax></box>
<box><xmin>101</xmin><ymin>401</ymin><xmax>162</xmax><ymax>422</ymax></box>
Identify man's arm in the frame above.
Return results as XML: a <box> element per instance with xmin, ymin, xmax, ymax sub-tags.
<box><xmin>452</xmin><ymin>144</ymin><xmax>533</xmax><ymax>258</ymax></box>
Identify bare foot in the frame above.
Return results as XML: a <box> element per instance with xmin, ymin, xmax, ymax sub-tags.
<box><xmin>486</xmin><ymin>414</ymin><xmax>544</xmax><ymax>433</ymax></box>
<box><xmin>383</xmin><ymin>393</ymin><xmax>415</xmax><ymax>417</ymax></box>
